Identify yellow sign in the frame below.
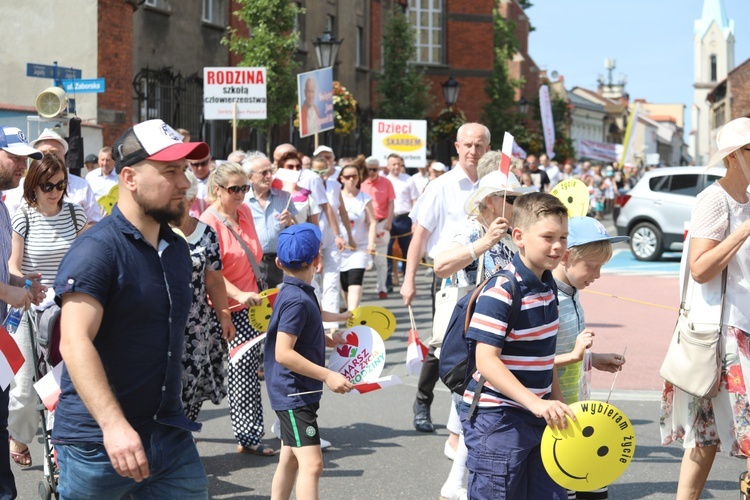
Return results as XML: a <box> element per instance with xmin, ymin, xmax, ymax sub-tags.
<box><xmin>541</xmin><ymin>400</ymin><xmax>635</xmax><ymax>492</ymax></box>
<box><xmin>97</xmin><ymin>184</ymin><xmax>119</xmax><ymax>216</ymax></box>
<box><xmin>347</xmin><ymin>306</ymin><xmax>397</xmax><ymax>341</ymax></box>
<box><xmin>248</xmin><ymin>288</ymin><xmax>279</xmax><ymax>332</ymax></box>
<box><xmin>382</xmin><ymin>134</ymin><xmax>423</xmax><ymax>153</ymax></box>
<box><xmin>550</xmin><ymin>179</ymin><xmax>590</xmax><ymax>217</ymax></box>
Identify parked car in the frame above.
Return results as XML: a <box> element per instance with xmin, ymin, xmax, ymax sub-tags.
<box><xmin>615</xmin><ymin>166</ymin><xmax>724</xmax><ymax>261</ymax></box>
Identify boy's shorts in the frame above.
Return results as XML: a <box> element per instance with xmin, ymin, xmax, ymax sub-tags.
<box><xmin>461</xmin><ymin>406</ymin><xmax>566</xmax><ymax>499</ymax></box>
<box><xmin>275</xmin><ymin>403</ymin><xmax>321</xmax><ymax>448</ymax></box>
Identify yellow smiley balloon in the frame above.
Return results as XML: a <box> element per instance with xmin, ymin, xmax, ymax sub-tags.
<box><xmin>247</xmin><ymin>288</ymin><xmax>279</xmax><ymax>332</ymax></box>
<box><xmin>97</xmin><ymin>184</ymin><xmax>119</xmax><ymax>216</ymax></box>
<box><xmin>346</xmin><ymin>306</ymin><xmax>397</xmax><ymax>341</ymax></box>
<box><xmin>550</xmin><ymin>179</ymin><xmax>590</xmax><ymax>217</ymax></box>
<box><xmin>541</xmin><ymin>400</ymin><xmax>636</xmax><ymax>492</ymax></box>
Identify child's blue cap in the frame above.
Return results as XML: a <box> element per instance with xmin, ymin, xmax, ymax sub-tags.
<box><xmin>277</xmin><ymin>223</ymin><xmax>322</xmax><ymax>268</ymax></box>
<box><xmin>567</xmin><ymin>216</ymin><xmax>628</xmax><ymax>249</ymax></box>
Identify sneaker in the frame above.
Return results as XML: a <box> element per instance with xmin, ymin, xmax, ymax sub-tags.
<box><xmin>378</xmin><ymin>292</ymin><xmax>388</xmax><ymax>300</ymax></box>
<box><xmin>413</xmin><ymin>401</ymin><xmax>435</xmax><ymax>433</ymax></box>
<box><xmin>271</xmin><ymin>419</ymin><xmax>281</xmax><ymax>439</ymax></box>
<box><xmin>320</xmin><ymin>437</ymin><xmax>332</xmax><ymax>450</ymax></box>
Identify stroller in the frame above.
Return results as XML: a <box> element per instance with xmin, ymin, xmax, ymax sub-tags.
<box><xmin>24</xmin><ymin>305</ymin><xmax>62</xmax><ymax>500</ymax></box>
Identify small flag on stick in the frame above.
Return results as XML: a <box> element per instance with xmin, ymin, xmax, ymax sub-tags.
<box><xmin>500</xmin><ymin>131</ymin><xmax>514</xmax><ymax>177</ymax></box>
<box><xmin>350</xmin><ymin>375</ymin><xmax>402</xmax><ymax>395</ymax></box>
<box><xmin>34</xmin><ymin>362</ymin><xmax>64</xmax><ymax>411</ymax></box>
<box><xmin>0</xmin><ymin>325</ymin><xmax>24</xmax><ymax>390</ymax></box>
<box><xmin>229</xmin><ymin>332</ymin><xmax>267</xmax><ymax>366</ymax></box>
<box><xmin>405</xmin><ymin>306</ymin><xmax>428</xmax><ymax>376</ymax></box>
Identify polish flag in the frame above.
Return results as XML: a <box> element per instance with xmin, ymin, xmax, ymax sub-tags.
<box><xmin>0</xmin><ymin>326</ymin><xmax>25</xmax><ymax>390</ymax></box>
<box><xmin>500</xmin><ymin>131</ymin><xmax>514</xmax><ymax>177</ymax></box>
<box><xmin>229</xmin><ymin>332</ymin><xmax>267</xmax><ymax>366</ymax></box>
<box><xmin>33</xmin><ymin>362</ymin><xmax>64</xmax><ymax>412</ymax></box>
<box><xmin>272</xmin><ymin>168</ymin><xmax>301</xmax><ymax>193</ymax></box>
<box><xmin>350</xmin><ymin>375</ymin><xmax>402</xmax><ymax>395</ymax></box>
<box><xmin>405</xmin><ymin>328</ymin><xmax>429</xmax><ymax>376</ymax></box>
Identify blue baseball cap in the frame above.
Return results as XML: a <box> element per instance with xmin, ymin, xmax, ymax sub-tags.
<box><xmin>277</xmin><ymin>222</ymin><xmax>322</xmax><ymax>268</ymax></box>
<box><xmin>0</xmin><ymin>127</ymin><xmax>43</xmax><ymax>160</ymax></box>
<box><xmin>567</xmin><ymin>216</ymin><xmax>628</xmax><ymax>248</ymax></box>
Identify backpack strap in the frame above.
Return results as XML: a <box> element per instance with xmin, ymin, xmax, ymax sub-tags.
<box><xmin>465</xmin><ymin>269</ymin><xmax>522</xmax><ymax>420</ymax></box>
<box><xmin>67</xmin><ymin>202</ymin><xmax>80</xmax><ymax>232</ymax></box>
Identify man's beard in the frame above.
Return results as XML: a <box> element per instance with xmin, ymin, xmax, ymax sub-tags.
<box><xmin>0</xmin><ymin>168</ymin><xmax>20</xmax><ymax>191</ymax></box>
<box><xmin>135</xmin><ymin>192</ymin><xmax>184</xmax><ymax>225</ymax></box>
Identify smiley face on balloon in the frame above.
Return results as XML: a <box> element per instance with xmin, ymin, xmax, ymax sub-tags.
<box><xmin>541</xmin><ymin>400</ymin><xmax>636</xmax><ymax>492</ymax></box>
<box><xmin>347</xmin><ymin>306</ymin><xmax>397</xmax><ymax>341</ymax></box>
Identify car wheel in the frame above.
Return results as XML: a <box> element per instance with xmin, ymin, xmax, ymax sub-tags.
<box><xmin>629</xmin><ymin>222</ymin><xmax>663</xmax><ymax>261</ymax></box>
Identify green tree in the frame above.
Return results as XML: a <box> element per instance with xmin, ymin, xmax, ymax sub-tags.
<box><xmin>375</xmin><ymin>7</ymin><xmax>432</xmax><ymax>119</ymax></box>
<box><xmin>223</xmin><ymin>0</ymin><xmax>301</xmax><ymax>137</ymax></box>
<box><xmin>482</xmin><ymin>5</ymin><xmax>524</xmax><ymax>150</ymax></box>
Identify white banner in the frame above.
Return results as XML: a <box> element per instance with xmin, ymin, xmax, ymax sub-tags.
<box><xmin>578</xmin><ymin>139</ymin><xmax>618</xmax><ymax>163</ymax></box>
<box><xmin>203</xmin><ymin>67</ymin><xmax>267</xmax><ymax>120</ymax></box>
<box><xmin>371</xmin><ymin>119</ymin><xmax>427</xmax><ymax>168</ymax></box>
<box><xmin>539</xmin><ymin>85</ymin><xmax>556</xmax><ymax>160</ymax></box>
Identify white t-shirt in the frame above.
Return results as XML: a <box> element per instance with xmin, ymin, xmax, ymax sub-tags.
<box><xmin>682</xmin><ymin>183</ymin><xmax>750</xmax><ymax>332</ymax></box>
<box><xmin>410</xmin><ymin>164</ymin><xmax>478</xmax><ymax>259</ymax></box>
<box><xmin>387</xmin><ymin>173</ymin><xmax>420</xmax><ymax>216</ymax></box>
<box><xmin>411</xmin><ymin>171</ymin><xmax>430</xmax><ymax>195</ymax></box>
<box><xmin>341</xmin><ymin>191</ymin><xmax>371</xmax><ymax>271</ymax></box>
<box><xmin>85</xmin><ymin>167</ymin><xmax>118</xmax><ymax>199</ymax></box>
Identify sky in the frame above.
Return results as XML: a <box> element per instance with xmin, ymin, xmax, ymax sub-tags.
<box><xmin>528</xmin><ymin>0</ymin><xmax>750</xmax><ymax>140</ymax></box>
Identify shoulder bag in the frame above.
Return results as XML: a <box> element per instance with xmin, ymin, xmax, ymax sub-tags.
<box><xmin>208</xmin><ymin>207</ymin><xmax>268</xmax><ymax>291</ymax></box>
<box><xmin>659</xmin><ymin>211</ymin><xmax>728</xmax><ymax>399</ymax></box>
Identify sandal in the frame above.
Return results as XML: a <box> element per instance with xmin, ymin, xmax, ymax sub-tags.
<box><xmin>237</xmin><ymin>443</ymin><xmax>277</xmax><ymax>457</ymax></box>
<box><xmin>9</xmin><ymin>443</ymin><xmax>31</xmax><ymax>468</ymax></box>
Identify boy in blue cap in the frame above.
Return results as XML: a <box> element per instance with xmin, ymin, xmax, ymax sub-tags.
<box><xmin>552</xmin><ymin>216</ymin><xmax>628</xmax><ymax>500</ymax></box>
<box><xmin>264</xmin><ymin>223</ymin><xmax>354</xmax><ymax>499</ymax></box>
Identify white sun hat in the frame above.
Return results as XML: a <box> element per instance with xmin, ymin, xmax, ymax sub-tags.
<box><xmin>706</xmin><ymin>117</ymin><xmax>750</xmax><ymax>169</ymax></box>
<box><xmin>464</xmin><ymin>170</ymin><xmax>537</xmax><ymax>216</ymax></box>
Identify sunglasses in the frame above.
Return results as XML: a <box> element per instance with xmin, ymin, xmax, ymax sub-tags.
<box><xmin>39</xmin><ymin>180</ymin><xmax>67</xmax><ymax>193</ymax></box>
<box><xmin>367</xmin><ymin>168</ymin><xmax>379</xmax><ymax>172</ymax></box>
<box><xmin>313</xmin><ymin>169</ymin><xmax>328</xmax><ymax>176</ymax></box>
<box><xmin>253</xmin><ymin>169</ymin><xmax>273</xmax><ymax>177</ymax></box>
<box><xmin>189</xmin><ymin>159</ymin><xmax>210</xmax><ymax>168</ymax></box>
<box><xmin>219</xmin><ymin>184</ymin><xmax>251</xmax><ymax>194</ymax></box>
<box><xmin>490</xmin><ymin>193</ymin><xmax>519</xmax><ymax>205</ymax></box>
<box><xmin>341</xmin><ymin>174</ymin><xmax>358</xmax><ymax>180</ymax></box>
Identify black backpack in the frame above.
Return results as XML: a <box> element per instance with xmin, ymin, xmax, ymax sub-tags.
<box><xmin>438</xmin><ymin>269</ymin><xmax>522</xmax><ymax>419</ymax></box>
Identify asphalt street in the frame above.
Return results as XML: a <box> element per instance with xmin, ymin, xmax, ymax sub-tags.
<box><xmin>12</xmin><ymin>223</ymin><xmax>746</xmax><ymax>499</ymax></box>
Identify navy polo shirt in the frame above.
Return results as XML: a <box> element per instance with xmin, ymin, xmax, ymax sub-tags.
<box><xmin>264</xmin><ymin>275</ymin><xmax>325</xmax><ymax>411</ymax></box>
<box><xmin>52</xmin><ymin>206</ymin><xmax>198</xmax><ymax>444</ymax></box>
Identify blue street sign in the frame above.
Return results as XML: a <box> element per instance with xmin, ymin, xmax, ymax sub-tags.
<box><xmin>26</xmin><ymin>63</ymin><xmax>82</xmax><ymax>80</ymax></box>
<box><xmin>60</xmin><ymin>78</ymin><xmax>106</xmax><ymax>94</ymax></box>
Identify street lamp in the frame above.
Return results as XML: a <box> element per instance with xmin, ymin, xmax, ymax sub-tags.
<box><xmin>312</xmin><ymin>28</ymin><xmax>343</xmax><ymax>69</ymax></box>
<box><xmin>516</xmin><ymin>96</ymin><xmax>529</xmax><ymax>115</ymax></box>
<box><xmin>441</xmin><ymin>75</ymin><xmax>460</xmax><ymax>108</ymax></box>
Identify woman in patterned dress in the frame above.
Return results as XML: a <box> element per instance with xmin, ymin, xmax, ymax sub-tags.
<box><xmin>172</xmin><ymin>171</ymin><xmax>234</xmax><ymax>422</ymax></box>
<box><xmin>660</xmin><ymin>118</ymin><xmax>750</xmax><ymax>499</ymax></box>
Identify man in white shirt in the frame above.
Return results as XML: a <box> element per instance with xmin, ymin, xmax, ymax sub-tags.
<box><xmin>385</xmin><ymin>154</ymin><xmax>419</xmax><ymax>293</ymax></box>
<box><xmin>188</xmin><ymin>152</ymin><xmax>212</xmax><ymax>217</ymax></box>
<box><xmin>85</xmin><ymin>147</ymin><xmax>118</xmax><ymax>199</ymax></box>
<box><xmin>411</xmin><ymin>164</ymin><xmax>430</xmax><ymax>195</ymax></box>
<box><xmin>400</xmin><ymin>122</ymin><xmax>490</xmax><ymax>433</ymax></box>
<box><xmin>540</xmin><ymin>153</ymin><xmax>561</xmax><ymax>189</ymax></box>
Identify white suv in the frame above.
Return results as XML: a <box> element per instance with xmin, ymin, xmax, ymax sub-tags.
<box><xmin>615</xmin><ymin>166</ymin><xmax>724</xmax><ymax>261</ymax></box>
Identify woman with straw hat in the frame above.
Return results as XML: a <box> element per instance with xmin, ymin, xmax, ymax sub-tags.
<box><xmin>660</xmin><ymin>117</ymin><xmax>750</xmax><ymax>499</ymax></box>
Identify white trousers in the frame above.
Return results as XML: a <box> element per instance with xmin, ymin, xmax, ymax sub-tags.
<box><xmin>314</xmin><ymin>244</ymin><xmax>342</xmax><ymax>329</ymax></box>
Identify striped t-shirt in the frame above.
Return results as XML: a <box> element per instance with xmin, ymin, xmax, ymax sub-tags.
<box><xmin>12</xmin><ymin>202</ymin><xmax>87</xmax><ymax>287</ymax></box>
<box><xmin>464</xmin><ymin>253</ymin><xmax>559</xmax><ymax>415</ymax></box>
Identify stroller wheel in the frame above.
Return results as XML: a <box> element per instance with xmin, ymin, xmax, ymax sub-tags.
<box><xmin>37</xmin><ymin>480</ymin><xmax>53</xmax><ymax>500</ymax></box>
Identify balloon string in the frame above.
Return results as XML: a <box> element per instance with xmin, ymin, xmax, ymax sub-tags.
<box><xmin>606</xmin><ymin>346</ymin><xmax>628</xmax><ymax>404</ymax></box>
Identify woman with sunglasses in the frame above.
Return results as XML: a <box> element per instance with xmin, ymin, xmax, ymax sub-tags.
<box><xmin>200</xmin><ymin>162</ymin><xmax>277</xmax><ymax>456</ymax></box>
<box><xmin>7</xmin><ymin>152</ymin><xmax>87</xmax><ymax>467</ymax></box>
<box><xmin>432</xmin><ymin>159</ymin><xmax>535</xmax><ymax>500</ymax></box>
<box><xmin>277</xmin><ymin>150</ymin><xmax>320</xmax><ymax>226</ymax></box>
<box><xmin>339</xmin><ymin>164</ymin><xmax>377</xmax><ymax>311</ymax></box>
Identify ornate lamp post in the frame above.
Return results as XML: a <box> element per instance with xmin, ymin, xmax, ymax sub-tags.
<box><xmin>441</xmin><ymin>75</ymin><xmax>460</xmax><ymax>109</ymax></box>
<box><xmin>312</xmin><ymin>28</ymin><xmax>343</xmax><ymax>69</ymax></box>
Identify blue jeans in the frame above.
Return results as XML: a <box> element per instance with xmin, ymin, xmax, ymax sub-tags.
<box><xmin>0</xmin><ymin>386</ymin><xmax>16</xmax><ymax>499</ymax></box>
<box><xmin>462</xmin><ymin>407</ymin><xmax>566</xmax><ymax>499</ymax></box>
<box><xmin>387</xmin><ymin>214</ymin><xmax>412</xmax><ymax>289</ymax></box>
<box><xmin>56</xmin><ymin>424</ymin><xmax>207</xmax><ymax>500</ymax></box>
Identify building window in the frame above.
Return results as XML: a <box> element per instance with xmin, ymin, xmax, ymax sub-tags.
<box><xmin>203</xmin><ymin>0</ymin><xmax>224</xmax><ymax>25</ymax></box>
<box><xmin>407</xmin><ymin>0</ymin><xmax>443</xmax><ymax>64</ymax></box>
<box><xmin>294</xmin><ymin>3</ymin><xmax>305</xmax><ymax>49</ymax></box>
<box><xmin>710</xmin><ymin>54</ymin><xmax>717</xmax><ymax>82</ymax></box>
<box><xmin>356</xmin><ymin>26</ymin><xmax>365</xmax><ymax>67</ymax></box>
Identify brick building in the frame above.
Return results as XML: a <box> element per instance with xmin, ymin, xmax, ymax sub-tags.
<box><xmin>707</xmin><ymin>56</ymin><xmax>750</xmax><ymax>156</ymax></box>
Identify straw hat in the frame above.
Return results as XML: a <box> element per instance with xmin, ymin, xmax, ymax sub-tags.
<box><xmin>706</xmin><ymin>117</ymin><xmax>750</xmax><ymax>169</ymax></box>
<box><xmin>464</xmin><ymin>170</ymin><xmax>537</xmax><ymax>215</ymax></box>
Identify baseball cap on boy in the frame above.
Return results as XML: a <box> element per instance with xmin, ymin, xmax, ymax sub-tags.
<box><xmin>0</xmin><ymin>127</ymin><xmax>43</xmax><ymax>160</ymax></box>
<box><xmin>567</xmin><ymin>216</ymin><xmax>628</xmax><ymax>248</ymax></box>
<box><xmin>277</xmin><ymin>223</ymin><xmax>322</xmax><ymax>268</ymax></box>
<box><xmin>113</xmin><ymin>119</ymin><xmax>209</xmax><ymax>173</ymax></box>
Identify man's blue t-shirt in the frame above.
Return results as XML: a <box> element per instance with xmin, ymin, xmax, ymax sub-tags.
<box><xmin>264</xmin><ymin>275</ymin><xmax>325</xmax><ymax>411</ymax></box>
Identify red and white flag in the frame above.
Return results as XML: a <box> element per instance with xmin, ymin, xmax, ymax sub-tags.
<box><xmin>229</xmin><ymin>332</ymin><xmax>267</xmax><ymax>366</ymax></box>
<box><xmin>500</xmin><ymin>131</ymin><xmax>514</xmax><ymax>177</ymax></box>
<box><xmin>350</xmin><ymin>375</ymin><xmax>402</xmax><ymax>395</ymax></box>
<box><xmin>33</xmin><ymin>361</ymin><xmax>64</xmax><ymax>412</ymax></box>
<box><xmin>406</xmin><ymin>328</ymin><xmax>429</xmax><ymax>376</ymax></box>
<box><xmin>272</xmin><ymin>168</ymin><xmax>301</xmax><ymax>193</ymax></box>
<box><xmin>0</xmin><ymin>326</ymin><xmax>24</xmax><ymax>390</ymax></box>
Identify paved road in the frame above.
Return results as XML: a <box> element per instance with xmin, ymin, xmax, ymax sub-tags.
<box><xmin>13</xmin><ymin>228</ymin><xmax>744</xmax><ymax>499</ymax></box>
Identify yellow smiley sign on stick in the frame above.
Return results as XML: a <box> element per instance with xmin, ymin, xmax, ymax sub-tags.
<box><xmin>347</xmin><ymin>306</ymin><xmax>397</xmax><ymax>341</ymax></box>
<box><xmin>97</xmin><ymin>184</ymin><xmax>119</xmax><ymax>216</ymax></box>
<box><xmin>549</xmin><ymin>179</ymin><xmax>590</xmax><ymax>217</ymax></box>
<box><xmin>541</xmin><ymin>400</ymin><xmax>635</xmax><ymax>492</ymax></box>
<box><xmin>247</xmin><ymin>288</ymin><xmax>279</xmax><ymax>332</ymax></box>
